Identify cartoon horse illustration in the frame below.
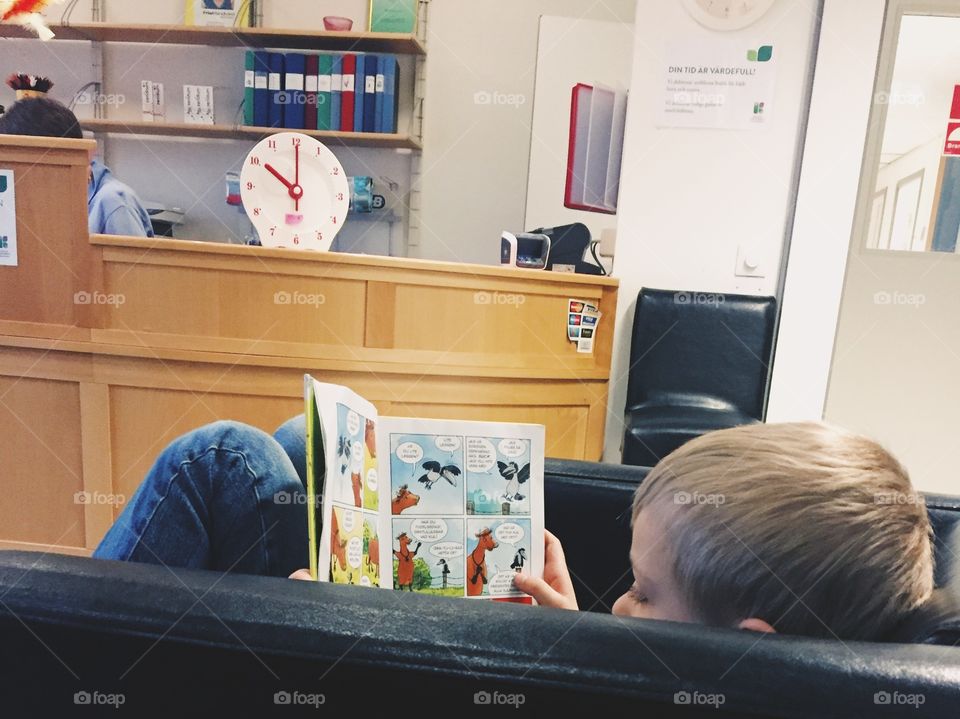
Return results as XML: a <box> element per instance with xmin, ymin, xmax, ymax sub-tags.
<box><xmin>367</xmin><ymin>534</ymin><xmax>380</xmax><ymax>575</ymax></box>
<box><xmin>394</xmin><ymin>532</ymin><xmax>421</xmax><ymax>591</ymax></box>
<box><xmin>351</xmin><ymin>470</ymin><xmax>362</xmax><ymax>508</ymax></box>
<box><xmin>330</xmin><ymin>510</ymin><xmax>347</xmax><ymax>574</ymax></box>
<box><xmin>391</xmin><ymin>485</ymin><xmax>420</xmax><ymax>514</ymax></box>
<box><xmin>466</xmin><ymin>527</ymin><xmax>499</xmax><ymax>596</ymax></box>
<box><xmin>365</xmin><ymin>419</ymin><xmax>377</xmax><ymax>458</ymax></box>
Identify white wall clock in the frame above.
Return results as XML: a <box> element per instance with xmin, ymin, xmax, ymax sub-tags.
<box><xmin>240</xmin><ymin>132</ymin><xmax>349</xmax><ymax>251</ymax></box>
<box><xmin>681</xmin><ymin>0</ymin><xmax>778</xmax><ymax>31</ymax></box>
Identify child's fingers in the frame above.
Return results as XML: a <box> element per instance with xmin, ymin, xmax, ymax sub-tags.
<box><xmin>288</xmin><ymin>569</ymin><xmax>313</xmax><ymax>581</ymax></box>
<box><xmin>514</xmin><ymin>573</ymin><xmax>578</xmax><ymax>610</ymax></box>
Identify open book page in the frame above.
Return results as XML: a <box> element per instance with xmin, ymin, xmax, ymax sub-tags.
<box><xmin>378</xmin><ymin>417</ymin><xmax>545</xmax><ymax>602</ymax></box>
<box><xmin>306</xmin><ymin>377</ymin><xmax>382</xmax><ymax>587</ymax></box>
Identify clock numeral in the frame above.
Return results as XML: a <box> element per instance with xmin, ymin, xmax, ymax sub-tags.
<box><xmin>315</xmin><ymin>231</ymin><xmax>324</xmax><ymax>241</ymax></box>
<box><xmin>331</xmin><ymin>216</ymin><xmax>338</xmax><ymax>225</ymax></box>
<box><xmin>267</xmin><ymin>140</ymin><xmax>277</xmax><ymax>150</ymax></box>
<box><xmin>249</xmin><ymin>156</ymin><xmax>261</xmax><ymax>166</ymax></box>
<box><xmin>253</xmin><ymin>207</ymin><xmax>262</xmax><ymax>216</ymax></box>
<box><xmin>291</xmin><ymin>136</ymin><xmax>302</xmax><ymax>146</ymax></box>
<box><xmin>293</xmin><ymin>235</ymin><xmax>300</xmax><ymax>245</ymax></box>
<box><xmin>270</xmin><ymin>226</ymin><xmax>277</xmax><ymax>236</ymax></box>
<box><xmin>246</xmin><ymin>182</ymin><xmax>255</xmax><ymax>190</ymax></box>
<box><xmin>331</xmin><ymin>167</ymin><xmax>340</xmax><ymax>176</ymax></box>
<box><xmin>337</xmin><ymin>193</ymin><xmax>344</xmax><ymax>201</ymax></box>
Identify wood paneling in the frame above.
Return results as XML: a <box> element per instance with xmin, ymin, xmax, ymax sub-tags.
<box><xmin>0</xmin><ymin>135</ymin><xmax>619</xmax><ymax>555</ymax></box>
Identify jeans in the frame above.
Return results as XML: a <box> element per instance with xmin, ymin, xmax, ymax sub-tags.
<box><xmin>94</xmin><ymin>415</ymin><xmax>309</xmax><ymax>578</ymax></box>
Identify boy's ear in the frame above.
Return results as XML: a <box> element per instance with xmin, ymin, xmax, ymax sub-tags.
<box><xmin>738</xmin><ymin>617</ymin><xmax>777</xmax><ymax>634</ymax></box>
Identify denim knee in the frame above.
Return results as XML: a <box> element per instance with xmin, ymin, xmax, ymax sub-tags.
<box><xmin>273</xmin><ymin>414</ymin><xmax>306</xmax><ymax>487</ymax></box>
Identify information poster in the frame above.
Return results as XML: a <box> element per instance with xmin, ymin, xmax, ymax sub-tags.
<box><xmin>0</xmin><ymin>170</ymin><xmax>17</xmax><ymax>267</ymax></box>
<box><xmin>658</xmin><ymin>40</ymin><xmax>777</xmax><ymax>130</ymax></box>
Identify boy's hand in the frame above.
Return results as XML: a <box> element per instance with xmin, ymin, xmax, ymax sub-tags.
<box><xmin>513</xmin><ymin>530</ymin><xmax>578</xmax><ymax>610</ymax></box>
<box><xmin>289</xmin><ymin>569</ymin><xmax>313</xmax><ymax>581</ymax></box>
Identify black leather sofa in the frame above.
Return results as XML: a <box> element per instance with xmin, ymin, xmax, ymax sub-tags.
<box><xmin>1</xmin><ymin>459</ymin><xmax>958</xmax><ymax>716</ymax></box>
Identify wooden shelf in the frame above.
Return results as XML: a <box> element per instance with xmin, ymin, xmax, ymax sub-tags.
<box><xmin>0</xmin><ymin>22</ymin><xmax>426</xmax><ymax>55</ymax></box>
<box><xmin>82</xmin><ymin>119</ymin><xmax>422</xmax><ymax>151</ymax></box>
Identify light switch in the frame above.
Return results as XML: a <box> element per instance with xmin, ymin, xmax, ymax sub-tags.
<box><xmin>735</xmin><ymin>244</ymin><xmax>765</xmax><ymax>278</ymax></box>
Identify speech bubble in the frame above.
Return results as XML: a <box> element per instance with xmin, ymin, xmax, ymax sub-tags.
<box><xmin>488</xmin><ymin>571</ymin><xmax>519</xmax><ymax>595</ymax></box>
<box><xmin>411</xmin><ymin>517</ymin><xmax>448</xmax><ymax>542</ymax></box>
<box><xmin>347</xmin><ymin>536</ymin><xmax>363</xmax><ymax>569</ymax></box>
<box><xmin>396</xmin><ymin>441</ymin><xmax>424</xmax><ymax>465</ymax></box>
<box><xmin>341</xmin><ymin>509</ymin><xmax>356</xmax><ymax>533</ymax></box>
<box><xmin>366</xmin><ymin>467</ymin><xmax>378</xmax><ymax>492</ymax></box>
<box><xmin>346</xmin><ymin>410</ymin><xmax>360</xmax><ymax>436</ymax></box>
<box><xmin>429</xmin><ymin>541</ymin><xmax>464</xmax><ymax>559</ymax></box>
<box><xmin>351</xmin><ymin>439</ymin><xmax>363</xmax><ymax>464</ymax></box>
<box><xmin>495</xmin><ymin>522</ymin><xmax>524</xmax><ymax>545</ymax></box>
<box><xmin>359</xmin><ymin>575</ymin><xmax>371</xmax><ymax>586</ymax></box>
<box><xmin>435</xmin><ymin>435</ymin><xmax>461</xmax><ymax>452</ymax></box>
<box><xmin>498</xmin><ymin>438</ymin><xmax>527</xmax><ymax>459</ymax></box>
<box><xmin>466</xmin><ymin>437</ymin><xmax>496</xmax><ymax>473</ymax></box>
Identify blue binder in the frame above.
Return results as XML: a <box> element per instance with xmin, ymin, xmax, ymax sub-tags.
<box><xmin>381</xmin><ymin>55</ymin><xmax>399</xmax><ymax>134</ymax></box>
<box><xmin>363</xmin><ymin>55</ymin><xmax>378</xmax><ymax>133</ymax></box>
<box><xmin>268</xmin><ymin>52</ymin><xmax>285</xmax><ymax>128</ymax></box>
<box><xmin>330</xmin><ymin>55</ymin><xmax>342</xmax><ymax>133</ymax></box>
<box><xmin>253</xmin><ymin>50</ymin><xmax>270</xmax><ymax>127</ymax></box>
<box><xmin>285</xmin><ymin>53</ymin><xmax>307</xmax><ymax>129</ymax></box>
<box><xmin>374</xmin><ymin>55</ymin><xmax>385</xmax><ymax>133</ymax></box>
<box><xmin>354</xmin><ymin>54</ymin><xmax>365</xmax><ymax>133</ymax></box>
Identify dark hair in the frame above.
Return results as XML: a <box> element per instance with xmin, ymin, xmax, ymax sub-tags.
<box><xmin>0</xmin><ymin>97</ymin><xmax>83</xmax><ymax>140</ymax></box>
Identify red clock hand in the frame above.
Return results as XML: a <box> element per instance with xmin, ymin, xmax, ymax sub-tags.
<box><xmin>265</xmin><ymin>160</ymin><xmax>304</xmax><ymax>210</ymax></box>
<box><xmin>264</xmin><ymin>162</ymin><xmax>293</xmax><ymax>189</ymax></box>
<box><xmin>294</xmin><ymin>141</ymin><xmax>301</xmax><ymax>212</ymax></box>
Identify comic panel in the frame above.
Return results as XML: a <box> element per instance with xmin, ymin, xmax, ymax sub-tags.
<box><xmin>329</xmin><ymin>504</ymin><xmax>364</xmax><ymax>585</ymax></box>
<box><xmin>362</xmin><ymin>512</ymin><xmax>380</xmax><ymax>587</ymax></box>
<box><xmin>362</xmin><ymin>418</ymin><xmax>378</xmax><ymax>511</ymax></box>
<box><xmin>465</xmin><ymin>518</ymin><xmax>532</xmax><ymax>599</ymax></box>
<box><xmin>389</xmin><ymin>433</ymin><xmax>465</xmax><ymax>516</ymax></box>
<box><xmin>391</xmin><ymin>517</ymin><xmax>465</xmax><ymax>597</ymax></box>
<box><xmin>465</xmin><ymin>437</ymin><xmax>532</xmax><ymax>516</ymax></box>
<box><xmin>333</xmin><ymin>403</ymin><xmax>365</xmax><ymax>509</ymax></box>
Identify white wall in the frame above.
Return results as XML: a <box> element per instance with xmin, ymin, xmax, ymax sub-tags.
<box><xmin>602</xmin><ymin>0</ymin><xmax>820</xmax><ymax>461</ymax></box>
<box><xmin>872</xmin><ymin>134</ymin><xmax>942</xmax><ymax>251</ymax></box>
<box><xmin>413</xmin><ymin>0</ymin><xmax>635</xmax><ymax>266</ymax></box>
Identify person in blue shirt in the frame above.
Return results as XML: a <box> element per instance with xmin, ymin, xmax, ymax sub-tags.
<box><xmin>0</xmin><ymin>96</ymin><xmax>154</xmax><ymax>237</ymax></box>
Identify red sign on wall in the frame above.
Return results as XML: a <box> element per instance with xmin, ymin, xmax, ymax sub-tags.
<box><xmin>946</xmin><ymin>121</ymin><xmax>960</xmax><ymax>155</ymax></box>
<box><xmin>951</xmin><ymin>84</ymin><xmax>960</xmax><ymax>120</ymax></box>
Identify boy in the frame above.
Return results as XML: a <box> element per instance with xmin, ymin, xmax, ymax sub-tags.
<box><xmin>515</xmin><ymin>422</ymin><xmax>935</xmax><ymax>641</ymax></box>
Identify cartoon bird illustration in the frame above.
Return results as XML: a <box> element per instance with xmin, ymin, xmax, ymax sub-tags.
<box><xmin>497</xmin><ymin>461</ymin><xmax>530</xmax><ymax>502</ymax></box>
<box><xmin>0</xmin><ymin>1</ymin><xmax>61</xmax><ymax>41</ymax></box>
<box><xmin>510</xmin><ymin>547</ymin><xmax>527</xmax><ymax>572</ymax></box>
<box><xmin>417</xmin><ymin>460</ymin><xmax>461</xmax><ymax>490</ymax></box>
<box><xmin>337</xmin><ymin>435</ymin><xmax>351</xmax><ymax>475</ymax></box>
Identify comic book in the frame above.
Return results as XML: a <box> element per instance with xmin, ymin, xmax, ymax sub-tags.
<box><xmin>304</xmin><ymin>376</ymin><xmax>545</xmax><ymax>603</ymax></box>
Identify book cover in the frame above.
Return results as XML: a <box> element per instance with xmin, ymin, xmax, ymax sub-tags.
<box><xmin>340</xmin><ymin>54</ymin><xmax>357</xmax><ymax>133</ymax></box>
<box><xmin>353</xmin><ymin>54</ymin><xmax>365</xmax><ymax>133</ymax></box>
<box><xmin>285</xmin><ymin>53</ymin><xmax>307</xmax><ymax>129</ymax></box>
<box><xmin>368</xmin><ymin>0</ymin><xmax>418</xmax><ymax>34</ymax></box>
<box><xmin>268</xmin><ymin>52</ymin><xmax>285</xmax><ymax>129</ymax></box>
<box><xmin>243</xmin><ymin>51</ymin><xmax>255</xmax><ymax>126</ymax></box>
<box><xmin>363</xmin><ymin>55</ymin><xmax>378</xmax><ymax>134</ymax></box>
<box><xmin>304</xmin><ymin>55</ymin><xmax>319</xmax><ymax>131</ymax></box>
<box><xmin>381</xmin><ymin>55</ymin><xmax>399</xmax><ymax>134</ymax></box>
<box><xmin>252</xmin><ymin>50</ymin><xmax>270</xmax><ymax>127</ymax></box>
<box><xmin>305</xmin><ymin>375</ymin><xmax>544</xmax><ymax>602</ymax></box>
<box><xmin>184</xmin><ymin>0</ymin><xmax>252</xmax><ymax>27</ymax></box>
<box><xmin>317</xmin><ymin>54</ymin><xmax>333</xmax><ymax>130</ymax></box>
<box><xmin>330</xmin><ymin>55</ymin><xmax>343</xmax><ymax>133</ymax></box>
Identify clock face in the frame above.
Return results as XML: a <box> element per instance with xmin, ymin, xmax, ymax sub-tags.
<box><xmin>682</xmin><ymin>0</ymin><xmax>777</xmax><ymax>31</ymax></box>
<box><xmin>240</xmin><ymin>132</ymin><xmax>350</xmax><ymax>251</ymax></box>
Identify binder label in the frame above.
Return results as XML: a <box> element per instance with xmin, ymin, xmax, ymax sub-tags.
<box><xmin>341</xmin><ymin>75</ymin><xmax>355</xmax><ymax>92</ymax></box>
<box><xmin>286</xmin><ymin>74</ymin><xmax>305</xmax><ymax>91</ymax></box>
<box><xmin>376</xmin><ymin>74</ymin><xmax>385</xmax><ymax>93</ymax></box>
<box><xmin>318</xmin><ymin>76</ymin><xmax>332</xmax><ymax>92</ymax></box>
<box><xmin>365</xmin><ymin>76</ymin><xmax>376</xmax><ymax>94</ymax></box>
<box><xmin>268</xmin><ymin>72</ymin><xmax>281</xmax><ymax>91</ymax></box>
<box><xmin>255</xmin><ymin>74</ymin><xmax>268</xmax><ymax>89</ymax></box>
<box><xmin>332</xmin><ymin>74</ymin><xmax>343</xmax><ymax>91</ymax></box>
<box><xmin>244</xmin><ymin>71</ymin><xmax>255</xmax><ymax>89</ymax></box>
<box><xmin>306</xmin><ymin>76</ymin><xmax>319</xmax><ymax>93</ymax></box>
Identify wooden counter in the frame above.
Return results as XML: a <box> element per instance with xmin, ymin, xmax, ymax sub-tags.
<box><xmin>0</xmin><ymin>135</ymin><xmax>618</xmax><ymax>556</ymax></box>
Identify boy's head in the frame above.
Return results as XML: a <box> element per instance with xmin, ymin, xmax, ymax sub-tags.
<box><xmin>0</xmin><ymin>97</ymin><xmax>83</xmax><ymax>140</ymax></box>
<box><xmin>612</xmin><ymin>422</ymin><xmax>934</xmax><ymax>641</ymax></box>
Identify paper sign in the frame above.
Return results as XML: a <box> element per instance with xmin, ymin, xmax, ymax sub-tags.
<box><xmin>659</xmin><ymin>40</ymin><xmax>777</xmax><ymax>130</ymax></box>
<box><xmin>567</xmin><ymin>298</ymin><xmax>601</xmax><ymax>353</ymax></box>
<box><xmin>0</xmin><ymin>170</ymin><xmax>17</xmax><ymax>267</ymax></box>
<box><xmin>945</xmin><ymin>122</ymin><xmax>960</xmax><ymax>156</ymax></box>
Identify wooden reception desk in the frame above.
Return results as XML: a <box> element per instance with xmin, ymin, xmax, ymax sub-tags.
<box><xmin>0</xmin><ymin>135</ymin><xmax>618</xmax><ymax>556</ymax></box>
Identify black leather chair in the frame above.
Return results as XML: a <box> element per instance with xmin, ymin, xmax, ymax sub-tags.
<box><xmin>1</xmin><ymin>459</ymin><xmax>958</xmax><ymax>716</ymax></box>
<box><xmin>623</xmin><ymin>288</ymin><xmax>778</xmax><ymax>467</ymax></box>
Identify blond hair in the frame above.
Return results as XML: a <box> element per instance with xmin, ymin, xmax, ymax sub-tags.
<box><xmin>632</xmin><ymin>422</ymin><xmax>934</xmax><ymax>640</ymax></box>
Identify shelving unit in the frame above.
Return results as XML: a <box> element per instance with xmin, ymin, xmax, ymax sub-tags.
<box><xmin>1</xmin><ymin>1</ymin><xmax>431</xmax><ymax>255</ymax></box>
